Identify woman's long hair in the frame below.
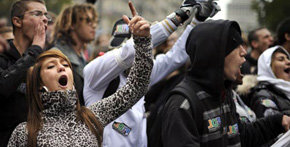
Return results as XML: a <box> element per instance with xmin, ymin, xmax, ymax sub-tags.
<box><xmin>50</xmin><ymin>3</ymin><xmax>98</xmax><ymax>46</ymax></box>
<box><xmin>26</xmin><ymin>49</ymin><xmax>103</xmax><ymax>146</ymax></box>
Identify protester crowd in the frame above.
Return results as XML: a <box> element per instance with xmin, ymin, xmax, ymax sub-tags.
<box><xmin>0</xmin><ymin>0</ymin><xmax>289</xmax><ymax>147</ymax></box>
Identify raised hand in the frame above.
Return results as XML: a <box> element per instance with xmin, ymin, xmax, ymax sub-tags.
<box><xmin>195</xmin><ymin>0</ymin><xmax>221</xmax><ymax>21</ymax></box>
<box><xmin>179</xmin><ymin>0</ymin><xmax>199</xmax><ymax>21</ymax></box>
<box><xmin>32</xmin><ymin>19</ymin><xmax>46</xmax><ymax>49</ymax></box>
<box><xmin>122</xmin><ymin>1</ymin><xmax>150</xmax><ymax>37</ymax></box>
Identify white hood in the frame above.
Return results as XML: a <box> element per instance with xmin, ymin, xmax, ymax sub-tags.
<box><xmin>257</xmin><ymin>45</ymin><xmax>290</xmax><ymax>99</ymax></box>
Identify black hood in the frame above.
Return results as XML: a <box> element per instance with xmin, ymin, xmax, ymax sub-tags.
<box><xmin>185</xmin><ymin>19</ymin><xmax>242</xmax><ymax>97</ymax></box>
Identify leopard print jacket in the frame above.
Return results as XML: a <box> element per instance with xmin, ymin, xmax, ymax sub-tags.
<box><xmin>7</xmin><ymin>36</ymin><xmax>153</xmax><ymax>147</ymax></box>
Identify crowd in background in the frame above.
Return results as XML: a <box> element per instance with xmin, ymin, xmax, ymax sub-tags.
<box><xmin>0</xmin><ymin>0</ymin><xmax>290</xmax><ymax>147</ymax></box>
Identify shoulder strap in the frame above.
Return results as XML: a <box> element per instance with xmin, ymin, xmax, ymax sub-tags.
<box><xmin>102</xmin><ymin>76</ymin><xmax>120</xmax><ymax>99</ymax></box>
<box><xmin>148</xmin><ymin>80</ymin><xmax>203</xmax><ymax>147</ymax></box>
<box><xmin>169</xmin><ymin>80</ymin><xmax>204</xmax><ymax>135</ymax></box>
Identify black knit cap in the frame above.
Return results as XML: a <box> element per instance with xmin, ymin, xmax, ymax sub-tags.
<box><xmin>225</xmin><ymin>26</ymin><xmax>243</xmax><ymax>56</ymax></box>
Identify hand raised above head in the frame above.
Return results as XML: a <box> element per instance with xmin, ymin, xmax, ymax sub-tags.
<box><xmin>195</xmin><ymin>0</ymin><xmax>221</xmax><ymax>21</ymax></box>
<box><xmin>122</xmin><ymin>1</ymin><xmax>150</xmax><ymax>37</ymax></box>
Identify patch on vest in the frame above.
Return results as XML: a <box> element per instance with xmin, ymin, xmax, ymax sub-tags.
<box><xmin>208</xmin><ymin>116</ymin><xmax>221</xmax><ymax>132</ymax></box>
<box><xmin>112</xmin><ymin>122</ymin><xmax>131</xmax><ymax>136</ymax></box>
<box><xmin>225</xmin><ymin>123</ymin><xmax>239</xmax><ymax>136</ymax></box>
<box><xmin>261</xmin><ymin>99</ymin><xmax>277</xmax><ymax>108</ymax></box>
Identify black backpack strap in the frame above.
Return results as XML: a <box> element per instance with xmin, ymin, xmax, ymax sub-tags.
<box><xmin>169</xmin><ymin>81</ymin><xmax>204</xmax><ymax>135</ymax></box>
<box><xmin>102</xmin><ymin>76</ymin><xmax>120</xmax><ymax>99</ymax></box>
<box><xmin>148</xmin><ymin>80</ymin><xmax>204</xmax><ymax>147</ymax></box>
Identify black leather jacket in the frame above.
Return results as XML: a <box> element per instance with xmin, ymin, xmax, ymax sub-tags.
<box><xmin>0</xmin><ymin>39</ymin><xmax>43</xmax><ymax>146</ymax></box>
<box><xmin>250</xmin><ymin>81</ymin><xmax>290</xmax><ymax>118</ymax></box>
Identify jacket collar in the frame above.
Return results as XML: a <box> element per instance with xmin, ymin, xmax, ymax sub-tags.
<box><xmin>55</xmin><ymin>41</ymin><xmax>81</xmax><ymax>66</ymax></box>
<box><xmin>7</xmin><ymin>39</ymin><xmax>21</xmax><ymax>60</ymax></box>
<box><xmin>54</xmin><ymin>40</ymin><xmax>86</xmax><ymax>77</ymax></box>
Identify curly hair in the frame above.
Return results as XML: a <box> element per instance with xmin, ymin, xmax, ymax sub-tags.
<box><xmin>51</xmin><ymin>3</ymin><xmax>98</xmax><ymax>46</ymax></box>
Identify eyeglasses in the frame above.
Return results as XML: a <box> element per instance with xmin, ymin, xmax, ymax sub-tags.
<box><xmin>80</xmin><ymin>17</ymin><xmax>97</xmax><ymax>26</ymax></box>
<box><xmin>19</xmin><ymin>10</ymin><xmax>52</xmax><ymax>22</ymax></box>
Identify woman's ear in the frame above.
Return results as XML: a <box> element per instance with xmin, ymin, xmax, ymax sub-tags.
<box><xmin>12</xmin><ymin>17</ymin><xmax>22</xmax><ymax>28</ymax></box>
<box><xmin>39</xmin><ymin>80</ymin><xmax>49</xmax><ymax>92</ymax></box>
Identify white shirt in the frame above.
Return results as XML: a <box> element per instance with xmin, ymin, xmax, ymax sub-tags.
<box><xmin>83</xmin><ymin>20</ymin><xmax>194</xmax><ymax>147</ymax></box>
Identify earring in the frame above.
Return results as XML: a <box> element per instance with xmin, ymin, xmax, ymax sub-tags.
<box><xmin>40</xmin><ymin>86</ymin><xmax>49</xmax><ymax>92</ymax></box>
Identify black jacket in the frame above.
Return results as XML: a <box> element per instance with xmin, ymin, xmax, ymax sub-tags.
<box><xmin>161</xmin><ymin>20</ymin><xmax>284</xmax><ymax>147</ymax></box>
<box><xmin>250</xmin><ymin>81</ymin><xmax>290</xmax><ymax>118</ymax></box>
<box><xmin>0</xmin><ymin>40</ymin><xmax>43</xmax><ymax>146</ymax></box>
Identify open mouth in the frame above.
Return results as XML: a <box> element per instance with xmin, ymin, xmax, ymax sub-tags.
<box><xmin>284</xmin><ymin>68</ymin><xmax>290</xmax><ymax>74</ymax></box>
<box><xmin>58</xmin><ymin>75</ymin><xmax>68</xmax><ymax>86</ymax></box>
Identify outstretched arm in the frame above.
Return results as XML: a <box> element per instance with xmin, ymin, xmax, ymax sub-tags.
<box><xmin>7</xmin><ymin>122</ymin><xmax>28</xmax><ymax>146</ymax></box>
<box><xmin>88</xmin><ymin>2</ymin><xmax>153</xmax><ymax>126</ymax></box>
<box><xmin>83</xmin><ymin>0</ymin><xmax>203</xmax><ymax>106</ymax></box>
<box><xmin>239</xmin><ymin>113</ymin><xmax>286</xmax><ymax>147</ymax></box>
<box><xmin>150</xmin><ymin>0</ymin><xmax>221</xmax><ymax>86</ymax></box>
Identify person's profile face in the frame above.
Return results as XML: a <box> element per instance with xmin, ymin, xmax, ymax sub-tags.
<box><xmin>40</xmin><ymin>57</ymin><xmax>74</xmax><ymax>92</ymax></box>
<box><xmin>224</xmin><ymin>45</ymin><xmax>247</xmax><ymax>81</ymax></box>
<box><xmin>256</xmin><ymin>28</ymin><xmax>273</xmax><ymax>52</ymax></box>
<box><xmin>271</xmin><ymin>52</ymin><xmax>290</xmax><ymax>82</ymax></box>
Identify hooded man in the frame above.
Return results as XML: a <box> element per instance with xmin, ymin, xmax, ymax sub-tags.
<box><xmin>161</xmin><ymin>20</ymin><xmax>290</xmax><ymax>147</ymax></box>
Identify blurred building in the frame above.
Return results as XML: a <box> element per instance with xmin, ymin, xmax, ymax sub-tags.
<box><xmin>226</xmin><ymin>0</ymin><xmax>259</xmax><ymax>33</ymax></box>
<box><xmin>74</xmin><ymin>0</ymin><xmax>86</xmax><ymax>3</ymax></box>
<box><xmin>93</xmin><ymin>0</ymin><xmax>180</xmax><ymax>33</ymax></box>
